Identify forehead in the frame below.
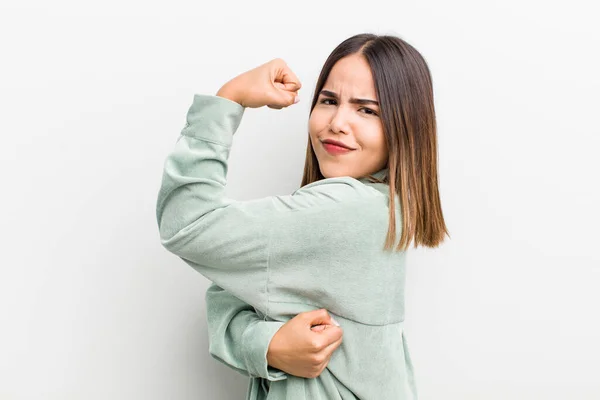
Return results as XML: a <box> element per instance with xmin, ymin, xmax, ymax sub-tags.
<box><xmin>324</xmin><ymin>54</ymin><xmax>376</xmax><ymax>96</ymax></box>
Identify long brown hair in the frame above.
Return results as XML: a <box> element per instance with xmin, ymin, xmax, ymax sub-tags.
<box><xmin>300</xmin><ymin>33</ymin><xmax>449</xmax><ymax>251</ymax></box>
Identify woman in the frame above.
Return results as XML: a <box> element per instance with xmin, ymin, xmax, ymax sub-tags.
<box><xmin>156</xmin><ymin>33</ymin><xmax>448</xmax><ymax>399</ymax></box>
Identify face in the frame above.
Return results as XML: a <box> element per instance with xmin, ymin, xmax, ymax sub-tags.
<box><xmin>309</xmin><ymin>53</ymin><xmax>388</xmax><ymax>179</ymax></box>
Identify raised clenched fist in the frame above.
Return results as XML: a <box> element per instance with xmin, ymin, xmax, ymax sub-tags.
<box><xmin>216</xmin><ymin>58</ymin><xmax>302</xmax><ymax>109</ymax></box>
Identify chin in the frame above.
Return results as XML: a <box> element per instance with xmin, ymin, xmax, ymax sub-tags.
<box><xmin>319</xmin><ymin>163</ymin><xmax>351</xmax><ymax>179</ymax></box>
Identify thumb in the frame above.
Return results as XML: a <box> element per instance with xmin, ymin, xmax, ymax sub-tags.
<box><xmin>281</xmin><ymin>81</ymin><xmax>301</xmax><ymax>92</ymax></box>
<box><xmin>305</xmin><ymin>309</ymin><xmax>340</xmax><ymax>327</ymax></box>
<box><xmin>319</xmin><ymin>323</ymin><xmax>343</xmax><ymax>344</ymax></box>
<box><xmin>273</xmin><ymin>81</ymin><xmax>301</xmax><ymax>92</ymax></box>
<box><xmin>272</xmin><ymin>87</ymin><xmax>299</xmax><ymax>107</ymax></box>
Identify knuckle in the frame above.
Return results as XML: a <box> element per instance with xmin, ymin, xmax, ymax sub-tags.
<box><xmin>312</xmin><ymin>354</ymin><xmax>325</xmax><ymax>365</ymax></box>
<box><xmin>296</xmin><ymin>311</ymin><xmax>308</xmax><ymax>319</ymax></box>
<box><xmin>312</xmin><ymin>365</ymin><xmax>326</xmax><ymax>378</ymax></box>
<box><xmin>311</xmin><ymin>365</ymin><xmax>324</xmax><ymax>377</ymax></box>
<box><xmin>310</xmin><ymin>339</ymin><xmax>322</xmax><ymax>351</ymax></box>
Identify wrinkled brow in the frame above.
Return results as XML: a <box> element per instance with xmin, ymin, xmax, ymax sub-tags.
<box><xmin>319</xmin><ymin>90</ymin><xmax>379</xmax><ymax>106</ymax></box>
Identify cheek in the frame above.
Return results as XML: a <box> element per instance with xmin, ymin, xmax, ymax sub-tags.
<box><xmin>372</xmin><ymin>122</ymin><xmax>386</xmax><ymax>154</ymax></box>
<box><xmin>309</xmin><ymin>109</ymin><xmax>329</xmax><ymax>134</ymax></box>
<box><xmin>308</xmin><ymin>116</ymin><xmax>317</xmax><ymax>137</ymax></box>
<box><xmin>308</xmin><ymin>115</ymin><xmax>319</xmax><ymax>148</ymax></box>
<box><xmin>377</xmin><ymin>131</ymin><xmax>388</xmax><ymax>155</ymax></box>
<box><xmin>358</xmin><ymin>122</ymin><xmax>386</xmax><ymax>152</ymax></box>
<box><xmin>377</xmin><ymin>134</ymin><xmax>388</xmax><ymax>164</ymax></box>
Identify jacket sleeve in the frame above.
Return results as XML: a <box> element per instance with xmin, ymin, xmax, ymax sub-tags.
<box><xmin>155</xmin><ymin>93</ymin><xmax>378</xmax><ymax>314</ymax></box>
<box><xmin>156</xmin><ymin>93</ymin><xmax>269</xmax><ymax>312</ymax></box>
<box><xmin>205</xmin><ymin>282</ymin><xmax>288</xmax><ymax>381</ymax></box>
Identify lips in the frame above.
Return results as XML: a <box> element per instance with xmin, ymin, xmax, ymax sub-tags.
<box><xmin>321</xmin><ymin>139</ymin><xmax>355</xmax><ymax>150</ymax></box>
<box><xmin>322</xmin><ymin>141</ymin><xmax>355</xmax><ymax>155</ymax></box>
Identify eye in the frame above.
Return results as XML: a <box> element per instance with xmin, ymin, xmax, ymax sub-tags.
<box><xmin>320</xmin><ymin>98</ymin><xmax>337</xmax><ymax>105</ymax></box>
<box><xmin>359</xmin><ymin>107</ymin><xmax>378</xmax><ymax>116</ymax></box>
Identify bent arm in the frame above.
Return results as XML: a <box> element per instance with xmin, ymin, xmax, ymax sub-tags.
<box><xmin>156</xmin><ymin>94</ymin><xmax>270</xmax><ymax>312</ymax></box>
<box><xmin>205</xmin><ymin>282</ymin><xmax>287</xmax><ymax>381</ymax></box>
<box><xmin>156</xmin><ymin>94</ymin><xmax>382</xmax><ymax>315</ymax></box>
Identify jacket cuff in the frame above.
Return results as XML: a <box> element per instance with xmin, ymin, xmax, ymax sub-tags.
<box><xmin>241</xmin><ymin>320</ymin><xmax>288</xmax><ymax>381</ymax></box>
<box><xmin>181</xmin><ymin>94</ymin><xmax>245</xmax><ymax>147</ymax></box>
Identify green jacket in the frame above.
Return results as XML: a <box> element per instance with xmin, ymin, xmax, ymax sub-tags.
<box><xmin>156</xmin><ymin>94</ymin><xmax>418</xmax><ymax>399</ymax></box>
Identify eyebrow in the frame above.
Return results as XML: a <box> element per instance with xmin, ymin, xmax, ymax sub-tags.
<box><xmin>319</xmin><ymin>90</ymin><xmax>379</xmax><ymax>106</ymax></box>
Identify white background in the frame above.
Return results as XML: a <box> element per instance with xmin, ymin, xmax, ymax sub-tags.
<box><xmin>1</xmin><ymin>0</ymin><xmax>599</xmax><ymax>399</ymax></box>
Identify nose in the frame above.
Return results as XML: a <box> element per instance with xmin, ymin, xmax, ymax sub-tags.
<box><xmin>328</xmin><ymin>106</ymin><xmax>351</xmax><ymax>135</ymax></box>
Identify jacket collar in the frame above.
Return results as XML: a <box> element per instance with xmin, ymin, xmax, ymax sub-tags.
<box><xmin>358</xmin><ymin>168</ymin><xmax>388</xmax><ymax>184</ymax></box>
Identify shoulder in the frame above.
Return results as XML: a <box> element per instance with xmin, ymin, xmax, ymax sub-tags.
<box><xmin>266</xmin><ymin>177</ymin><xmax>396</xmax><ymax>247</ymax></box>
<box><xmin>269</xmin><ymin>176</ymin><xmax>388</xmax><ymax>213</ymax></box>
<box><xmin>295</xmin><ymin>176</ymin><xmax>386</xmax><ymax>201</ymax></box>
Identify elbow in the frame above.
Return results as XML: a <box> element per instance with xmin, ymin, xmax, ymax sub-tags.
<box><xmin>158</xmin><ymin>222</ymin><xmax>187</xmax><ymax>255</ymax></box>
<box><xmin>159</xmin><ymin>229</ymin><xmax>175</xmax><ymax>253</ymax></box>
<box><xmin>158</xmin><ymin>219</ymin><xmax>210</xmax><ymax>263</ymax></box>
<box><xmin>157</xmin><ymin>214</ymin><xmax>174</xmax><ymax>247</ymax></box>
<box><xmin>156</xmin><ymin>201</ymin><xmax>177</xmax><ymax>249</ymax></box>
<box><xmin>156</xmin><ymin>205</ymin><xmax>195</xmax><ymax>253</ymax></box>
<box><xmin>156</xmin><ymin>202</ymin><xmax>210</xmax><ymax>256</ymax></box>
<box><xmin>157</xmin><ymin>216</ymin><xmax>186</xmax><ymax>255</ymax></box>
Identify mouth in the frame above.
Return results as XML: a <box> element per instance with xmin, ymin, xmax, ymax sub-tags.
<box><xmin>321</xmin><ymin>139</ymin><xmax>355</xmax><ymax>150</ymax></box>
<box><xmin>321</xmin><ymin>140</ymin><xmax>356</xmax><ymax>155</ymax></box>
